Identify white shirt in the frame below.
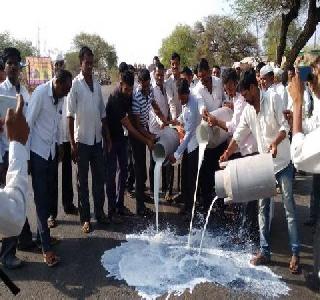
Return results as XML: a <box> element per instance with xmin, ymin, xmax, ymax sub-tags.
<box><xmin>233</xmin><ymin>89</ymin><xmax>291</xmax><ymax>174</ymax></box>
<box><xmin>149</xmin><ymin>84</ymin><xmax>169</xmax><ymax>135</ymax></box>
<box><xmin>0</xmin><ymin>142</ymin><xmax>28</xmax><ymax>237</ymax></box>
<box><xmin>225</xmin><ymin>93</ymin><xmax>257</xmax><ymax>156</ymax></box>
<box><xmin>59</xmin><ymin>97</ymin><xmax>69</xmax><ymax>143</ymax></box>
<box><xmin>0</xmin><ymin>78</ymin><xmax>30</xmax><ymax>154</ymax></box>
<box><xmin>287</xmin><ymin>85</ymin><xmax>310</xmax><ymax>117</ymax></box>
<box><xmin>67</xmin><ymin>72</ymin><xmax>106</xmax><ymax>145</ymax></box>
<box><xmin>165</xmin><ymin>75</ymin><xmax>182</xmax><ymax>120</ymax></box>
<box><xmin>303</xmin><ymin>92</ymin><xmax>320</xmax><ymax>133</ymax></box>
<box><xmin>26</xmin><ymin>80</ymin><xmax>63</xmax><ymax>160</ymax></box>
<box><xmin>273</xmin><ymin>83</ymin><xmax>288</xmax><ymax>110</ymax></box>
<box><xmin>291</xmin><ymin>129</ymin><xmax>320</xmax><ymax>173</ymax></box>
<box><xmin>193</xmin><ymin>76</ymin><xmax>223</xmax><ymax>114</ymax></box>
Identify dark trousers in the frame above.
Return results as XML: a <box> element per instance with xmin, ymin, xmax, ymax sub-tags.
<box><xmin>30</xmin><ymin>151</ymin><xmax>57</xmax><ymax>252</ymax></box>
<box><xmin>182</xmin><ymin>148</ymin><xmax>199</xmax><ymax>212</ymax></box>
<box><xmin>130</xmin><ymin>136</ymin><xmax>147</xmax><ymax>211</ymax></box>
<box><xmin>0</xmin><ymin>219</ymin><xmax>33</xmax><ymax>260</ymax></box>
<box><xmin>77</xmin><ymin>142</ymin><xmax>105</xmax><ymax>223</ymax></box>
<box><xmin>62</xmin><ymin>142</ymin><xmax>74</xmax><ymax>211</ymax></box>
<box><xmin>105</xmin><ymin>138</ymin><xmax>128</xmax><ymax>214</ymax></box>
<box><xmin>49</xmin><ymin>145</ymin><xmax>59</xmax><ymax>219</ymax></box>
<box><xmin>199</xmin><ymin>142</ymin><xmax>227</xmax><ymax>211</ymax></box>
<box><xmin>149</xmin><ymin>151</ymin><xmax>174</xmax><ymax>195</ymax></box>
<box><xmin>310</xmin><ymin>174</ymin><xmax>320</xmax><ymax>222</ymax></box>
<box><xmin>126</xmin><ymin>138</ymin><xmax>135</xmax><ymax>189</ymax></box>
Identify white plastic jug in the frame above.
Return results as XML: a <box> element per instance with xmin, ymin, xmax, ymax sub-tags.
<box><xmin>215</xmin><ymin>153</ymin><xmax>277</xmax><ymax>203</ymax></box>
<box><xmin>196</xmin><ymin>107</ymin><xmax>233</xmax><ymax>148</ymax></box>
<box><xmin>152</xmin><ymin>127</ymin><xmax>180</xmax><ymax>162</ymax></box>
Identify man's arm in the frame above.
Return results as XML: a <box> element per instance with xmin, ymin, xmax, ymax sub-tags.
<box><xmin>165</xmin><ymin>80</ymin><xmax>177</xmax><ymax>120</ymax></box>
<box><xmin>131</xmin><ymin>114</ymin><xmax>155</xmax><ymax>141</ymax></box>
<box><xmin>151</xmin><ymin>100</ymin><xmax>168</xmax><ymax>126</ymax></box>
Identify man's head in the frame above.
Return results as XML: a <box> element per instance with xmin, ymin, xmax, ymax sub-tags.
<box><xmin>260</xmin><ymin>65</ymin><xmax>274</xmax><ymax>90</ymax></box>
<box><xmin>0</xmin><ymin>56</ymin><xmax>5</xmax><ymax>83</ymax></box>
<box><xmin>119</xmin><ymin>61</ymin><xmax>128</xmax><ymax>75</ymax></box>
<box><xmin>181</xmin><ymin>66</ymin><xmax>193</xmax><ymax>85</ymax></box>
<box><xmin>255</xmin><ymin>62</ymin><xmax>266</xmax><ymax>86</ymax></box>
<box><xmin>177</xmin><ymin>78</ymin><xmax>190</xmax><ymax>105</ymax></box>
<box><xmin>198</xmin><ymin>58</ymin><xmax>211</xmax><ymax>87</ymax></box>
<box><xmin>153</xmin><ymin>56</ymin><xmax>160</xmax><ymax>66</ymax></box>
<box><xmin>222</xmin><ymin>68</ymin><xmax>238</xmax><ymax>98</ymax></box>
<box><xmin>79</xmin><ymin>46</ymin><xmax>94</xmax><ymax>77</ymax></box>
<box><xmin>2</xmin><ymin>47</ymin><xmax>22</xmax><ymax>83</ymax></box>
<box><xmin>138</xmin><ymin>68</ymin><xmax>151</xmax><ymax>93</ymax></box>
<box><xmin>170</xmin><ymin>52</ymin><xmax>180</xmax><ymax>77</ymax></box>
<box><xmin>212</xmin><ymin>65</ymin><xmax>221</xmax><ymax>78</ymax></box>
<box><xmin>287</xmin><ymin>65</ymin><xmax>296</xmax><ymax>82</ymax></box>
<box><xmin>273</xmin><ymin>67</ymin><xmax>284</xmax><ymax>84</ymax></box>
<box><xmin>155</xmin><ymin>63</ymin><xmax>165</xmax><ymax>87</ymax></box>
<box><xmin>238</xmin><ymin>70</ymin><xmax>259</xmax><ymax>106</ymax></box>
<box><xmin>54</xmin><ymin>53</ymin><xmax>65</xmax><ymax>76</ymax></box>
<box><xmin>127</xmin><ymin>64</ymin><xmax>135</xmax><ymax>74</ymax></box>
<box><xmin>120</xmin><ymin>70</ymin><xmax>134</xmax><ymax>97</ymax></box>
<box><xmin>53</xmin><ymin>69</ymin><xmax>73</xmax><ymax>98</ymax></box>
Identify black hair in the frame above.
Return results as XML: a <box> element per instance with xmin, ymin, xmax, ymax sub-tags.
<box><xmin>287</xmin><ymin>65</ymin><xmax>295</xmax><ymax>73</ymax></box>
<box><xmin>306</xmin><ymin>73</ymin><xmax>314</xmax><ymax>83</ymax></box>
<box><xmin>0</xmin><ymin>56</ymin><xmax>4</xmax><ymax>71</ymax></box>
<box><xmin>138</xmin><ymin>68</ymin><xmax>150</xmax><ymax>82</ymax></box>
<box><xmin>238</xmin><ymin>70</ymin><xmax>258</xmax><ymax>91</ymax></box>
<box><xmin>182</xmin><ymin>66</ymin><xmax>192</xmax><ymax>76</ymax></box>
<box><xmin>119</xmin><ymin>61</ymin><xmax>128</xmax><ymax>73</ymax></box>
<box><xmin>2</xmin><ymin>47</ymin><xmax>21</xmax><ymax>64</ymax></box>
<box><xmin>222</xmin><ymin>68</ymin><xmax>238</xmax><ymax>85</ymax></box>
<box><xmin>155</xmin><ymin>62</ymin><xmax>165</xmax><ymax>70</ymax></box>
<box><xmin>79</xmin><ymin>46</ymin><xmax>93</xmax><ymax>63</ymax></box>
<box><xmin>171</xmin><ymin>52</ymin><xmax>180</xmax><ymax>62</ymax></box>
<box><xmin>198</xmin><ymin>58</ymin><xmax>210</xmax><ymax>72</ymax></box>
<box><xmin>55</xmin><ymin>69</ymin><xmax>73</xmax><ymax>84</ymax></box>
<box><xmin>177</xmin><ymin>78</ymin><xmax>190</xmax><ymax>94</ymax></box>
<box><xmin>212</xmin><ymin>65</ymin><xmax>221</xmax><ymax>70</ymax></box>
<box><xmin>127</xmin><ymin>64</ymin><xmax>135</xmax><ymax>73</ymax></box>
<box><xmin>193</xmin><ymin>64</ymin><xmax>198</xmax><ymax>76</ymax></box>
<box><xmin>255</xmin><ymin>62</ymin><xmax>266</xmax><ymax>73</ymax></box>
<box><xmin>153</xmin><ymin>56</ymin><xmax>159</xmax><ymax>61</ymax></box>
<box><xmin>120</xmin><ymin>70</ymin><xmax>134</xmax><ymax>87</ymax></box>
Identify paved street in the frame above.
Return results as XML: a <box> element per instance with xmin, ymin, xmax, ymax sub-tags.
<box><xmin>0</xmin><ymin>85</ymin><xmax>319</xmax><ymax>299</ymax></box>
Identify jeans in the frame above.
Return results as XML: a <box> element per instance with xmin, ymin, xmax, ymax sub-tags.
<box><xmin>259</xmin><ymin>163</ymin><xmax>300</xmax><ymax>257</ymax></box>
<box><xmin>77</xmin><ymin>142</ymin><xmax>105</xmax><ymax>223</ymax></box>
<box><xmin>105</xmin><ymin>138</ymin><xmax>128</xmax><ymax>215</ymax></box>
<box><xmin>126</xmin><ymin>137</ymin><xmax>135</xmax><ymax>189</ymax></box>
<box><xmin>62</xmin><ymin>142</ymin><xmax>74</xmax><ymax>211</ymax></box>
<box><xmin>30</xmin><ymin>151</ymin><xmax>57</xmax><ymax>252</ymax></box>
<box><xmin>310</xmin><ymin>174</ymin><xmax>320</xmax><ymax>222</ymax></box>
<box><xmin>49</xmin><ymin>145</ymin><xmax>59</xmax><ymax>219</ymax></box>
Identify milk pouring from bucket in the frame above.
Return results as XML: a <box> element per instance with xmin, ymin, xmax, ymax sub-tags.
<box><xmin>215</xmin><ymin>153</ymin><xmax>277</xmax><ymax>203</ymax></box>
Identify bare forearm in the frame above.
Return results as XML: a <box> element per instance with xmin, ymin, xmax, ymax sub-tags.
<box><xmin>68</xmin><ymin>117</ymin><xmax>75</xmax><ymax>146</ymax></box>
<box><xmin>225</xmin><ymin>139</ymin><xmax>238</xmax><ymax>157</ymax></box>
<box><xmin>293</xmin><ymin>103</ymin><xmax>303</xmax><ymax>135</ymax></box>
<box><xmin>216</xmin><ymin>119</ymin><xmax>227</xmax><ymax>131</ymax></box>
<box><xmin>273</xmin><ymin>130</ymin><xmax>286</xmax><ymax>146</ymax></box>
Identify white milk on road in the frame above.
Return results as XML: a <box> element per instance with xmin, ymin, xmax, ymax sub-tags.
<box><xmin>153</xmin><ymin>159</ymin><xmax>164</xmax><ymax>232</ymax></box>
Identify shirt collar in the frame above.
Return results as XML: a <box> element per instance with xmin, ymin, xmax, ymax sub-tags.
<box><xmin>4</xmin><ymin>77</ymin><xmax>14</xmax><ymax>90</ymax></box>
<box><xmin>79</xmin><ymin>71</ymin><xmax>85</xmax><ymax>81</ymax></box>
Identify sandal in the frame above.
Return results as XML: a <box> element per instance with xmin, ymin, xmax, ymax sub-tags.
<box><xmin>250</xmin><ymin>252</ymin><xmax>271</xmax><ymax>266</ymax></box>
<box><xmin>289</xmin><ymin>255</ymin><xmax>301</xmax><ymax>274</ymax></box>
<box><xmin>43</xmin><ymin>251</ymin><xmax>60</xmax><ymax>267</ymax></box>
<box><xmin>48</xmin><ymin>218</ymin><xmax>57</xmax><ymax>229</ymax></box>
<box><xmin>164</xmin><ymin>192</ymin><xmax>173</xmax><ymax>203</ymax></box>
<box><xmin>82</xmin><ymin>222</ymin><xmax>91</xmax><ymax>234</ymax></box>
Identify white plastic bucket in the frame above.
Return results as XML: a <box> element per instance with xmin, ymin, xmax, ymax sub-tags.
<box><xmin>215</xmin><ymin>153</ymin><xmax>277</xmax><ymax>203</ymax></box>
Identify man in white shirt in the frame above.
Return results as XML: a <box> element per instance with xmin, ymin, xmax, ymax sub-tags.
<box><xmin>27</xmin><ymin>69</ymin><xmax>72</xmax><ymax>267</ymax></box>
<box><xmin>165</xmin><ymin>52</ymin><xmax>181</xmax><ymax>121</ymax></box>
<box><xmin>148</xmin><ymin>63</ymin><xmax>173</xmax><ymax>200</ymax></box>
<box><xmin>273</xmin><ymin>67</ymin><xmax>288</xmax><ymax>110</ymax></box>
<box><xmin>193</xmin><ymin>58</ymin><xmax>225</xmax><ymax>217</ymax></box>
<box><xmin>67</xmin><ymin>46</ymin><xmax>111</xmax><ymax>233</ymax></box>
<box><xmin>220</xmin><ymin>70</ymin><xmax>300</xmax><ymax>273</ymax></box>
<box><xmin>0</xmin><ymin>48</ymin><xmax>34</xmax><ymax>270</ymax></box>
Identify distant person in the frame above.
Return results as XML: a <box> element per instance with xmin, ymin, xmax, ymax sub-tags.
<box><xmin>181</xmin><ymin>66</ymin><xmax>195</xmax><ymax>90</ymax></box>
<box><xmin>0</xmin><ymin>56</ymin><xmax>5</xmax><ymax>83</ymax></box>
<box><xmin>0</xmin><ymin>47</ymin><xmax>35</xmax><ymax>270</ymax></box>
<box><xmin>150</xmin><ymin>56</ymin><xmax>160</xmax><ymax>86</ymax></box>
<box><xmin>67</xmin><ymin>46</ymin><xmax>111</xmax><ymax>234</ymax></box>
<box><xmin>212</xmin><ymin>65</ymin><xmax>221</xmax><ymax>78</ymax></box>
<box><xmin>273</xmin><ymin>67</ymin><xmax>288</xmax><ymax>110</ymax></box>
<box><xmin>105</xmin><ymin>70</ymin><xmax>154</xmax><ymax>222</ymax></box>
<box><xmin>259</xmin><ymin>65</ymin><xmax>274</xmax><ymax>92</ymax></box>
<box><xmin>27</xmin><ymin>69</ymin><xmax>73</xmax><ymax>267</ymax></box>
<box><xmin>255</xmin><ymin>62</ymin><xmax>266</xmax><ymax>90</ymax></box>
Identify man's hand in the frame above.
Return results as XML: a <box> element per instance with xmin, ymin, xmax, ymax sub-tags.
<box><xmin>223</xmin><ymin>101</ymin><xmax>234</xmax><ymax>110</ymax></box>
<box><xmin>288</xmin><ymin>70</ymin><xmax>304</xmax><ymax>106</ymax></box>
<box><xmin>219</xmin><ymin>150</ymin><xmax>229</xmax><ymax>162</ymax></box>
<box><xmin>269</xmin><ymin>142</ymin><xmax>278</xmax><ymax>158</ymax></box>
<box><xmin>147</xmin><ymin>139</ymin><xmax>155</xmax><ymax>150</ymax></box>
<box><xmin>283</xmin><ymin>109</ymin><xmax>293</xmax><ymax>128</ymax></box>
<box><xmin>168</xmin><ymin>154</ymin><xmax>176</xmax><ymax>164</ymax></box>
<box><xmin>70</xmin><ymin>142</ymin><xmax>78</xmax><ymax>164</ymax></box>
<box><xmin>5</xmin><ymin>94</ymin><xmax>29</xmax><ymax>145</ymax></box>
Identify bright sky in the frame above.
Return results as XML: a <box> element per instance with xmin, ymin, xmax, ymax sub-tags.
<box><xmin>2</xmin><ymin>0</ymin><xmax>231</xmax><ymax>65</ymax></box>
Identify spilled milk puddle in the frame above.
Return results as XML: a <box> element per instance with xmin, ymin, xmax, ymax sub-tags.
<box><xmin>101</xmin><ymin>226</ymin><xmax>289</xmax><ymax>299</ymax></box>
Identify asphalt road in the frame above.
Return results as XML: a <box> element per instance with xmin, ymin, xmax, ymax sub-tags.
<box><xmin>0</xmin><ymin>85</ymin><xmax>319</xmax><ymax>299</ymax></box>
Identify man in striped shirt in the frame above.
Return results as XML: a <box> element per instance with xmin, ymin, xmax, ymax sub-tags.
<box><xmin>130</xmin><ymin>68</ymin><xmax>168</xmax><ymax>216</ymax></box>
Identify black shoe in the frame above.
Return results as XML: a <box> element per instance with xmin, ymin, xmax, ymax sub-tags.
<box><xmin>137</xmin><ymin>207</ymin><xmax>153</xmax><ymax>217</ymax></box>
<box><xmin>1</xmin><ymin>255</ymin><xmax>23</xmax><ymax>269</ymax></box>
<box><xmin>118</xmin><ymin>207</ymin><xmax>134</xmax><ymax>216</ymax></box>
<box><xmin>144</xmin><ymin>194</ymin><xmax>154</xmax><ymax>204</ymax></box>
<box><xmin>64</xmin><ymin>205</ymin><xmax>78</xmax><ymax>215</ymax></box>
<box><xmin>304</xmin><ymin>219</ymin><xmax>316</xmax><ymax>226</ymax></box>
<box><xmin>17</xmin><ymin>240</ymin><xmax>38</xmax><ymax>252</ymax></box>
<box><xmin>96</xmin><ymin>214</ymin><xmax>111</xmax><ymax>225</ymax></box>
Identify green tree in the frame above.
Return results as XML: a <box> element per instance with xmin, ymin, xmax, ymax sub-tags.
<box><xmin>0</xmin><ymin>32</ymin><xmax>37</xmax><ymax>60</ymax></box>
<box><xmin>72</xmin><ymin>32</ymin><xmax>117</xmax><ymax>69</ymax></box>
<box><xmin>263</xmin><ymin>18</ymin><xmax>301</xmax><ymax>61</ymax></box>
<box><xmin>65</xmin><ymin>51</ymin><xmax>80</xmax><ymax>77</ymax></box>
<box><xmin>194</xmin><ymin>15</ymin><xmax>258</xmax><ymax>67</ymax></box>
<box><xmin>158</xmin><ymin>25</ymin><xmax>197</xmax><ymax>68</ymax></box>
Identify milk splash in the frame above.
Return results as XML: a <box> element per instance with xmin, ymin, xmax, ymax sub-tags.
<box><xmin>101</xmin><ymin>226</ymin><xmax>290</xmax><ymax>299</ymax></box>
<box><xmin>153</xmin><ymin>159</ymin><xmax>164</xmax><ymax>232</ymax></box>
<box><xmin>188</xmin><ymin>141</ymin><xmax>207</xmax><ymax>247</ymax></box>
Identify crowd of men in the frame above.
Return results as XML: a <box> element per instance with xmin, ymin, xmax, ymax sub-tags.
<box><xmin>0</xmin><ymin>46</ymin><xmax>319</xmax><ymax>280</ymax></box>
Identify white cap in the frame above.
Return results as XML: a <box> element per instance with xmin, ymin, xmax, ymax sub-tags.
<box><xmin>273</xmin><ymin>67</ymin><xmax>284</xmax><ymax>77</ymax></box>
<box><xmin>260</xmin><ymin>65</ymin><xmax>274</xmax><ymax>77</ymax></box>
<box><xmin>54</xmin><ymin>53</ymin><xmax>64</xmax><ymax>62</ymax></box>
<box><xmin>233</xmin><ymin>62</ymin><xmax>241</xmax><ymax>68</ymax></box>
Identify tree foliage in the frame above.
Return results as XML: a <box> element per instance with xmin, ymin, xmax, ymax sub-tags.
<box><xmin>0</xmin><ymin>32</ymin><xmax>37</xmax><ymax>60</ymax></box>
<box><xmin>65</xmin><ymin>51</ymin><xmax>80</xmax><ymax>77</ymax></box>
<box><xmin>72</xmin><ymin>32</ymin><xmax>117</xmax><ymax>69</ymax></box>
